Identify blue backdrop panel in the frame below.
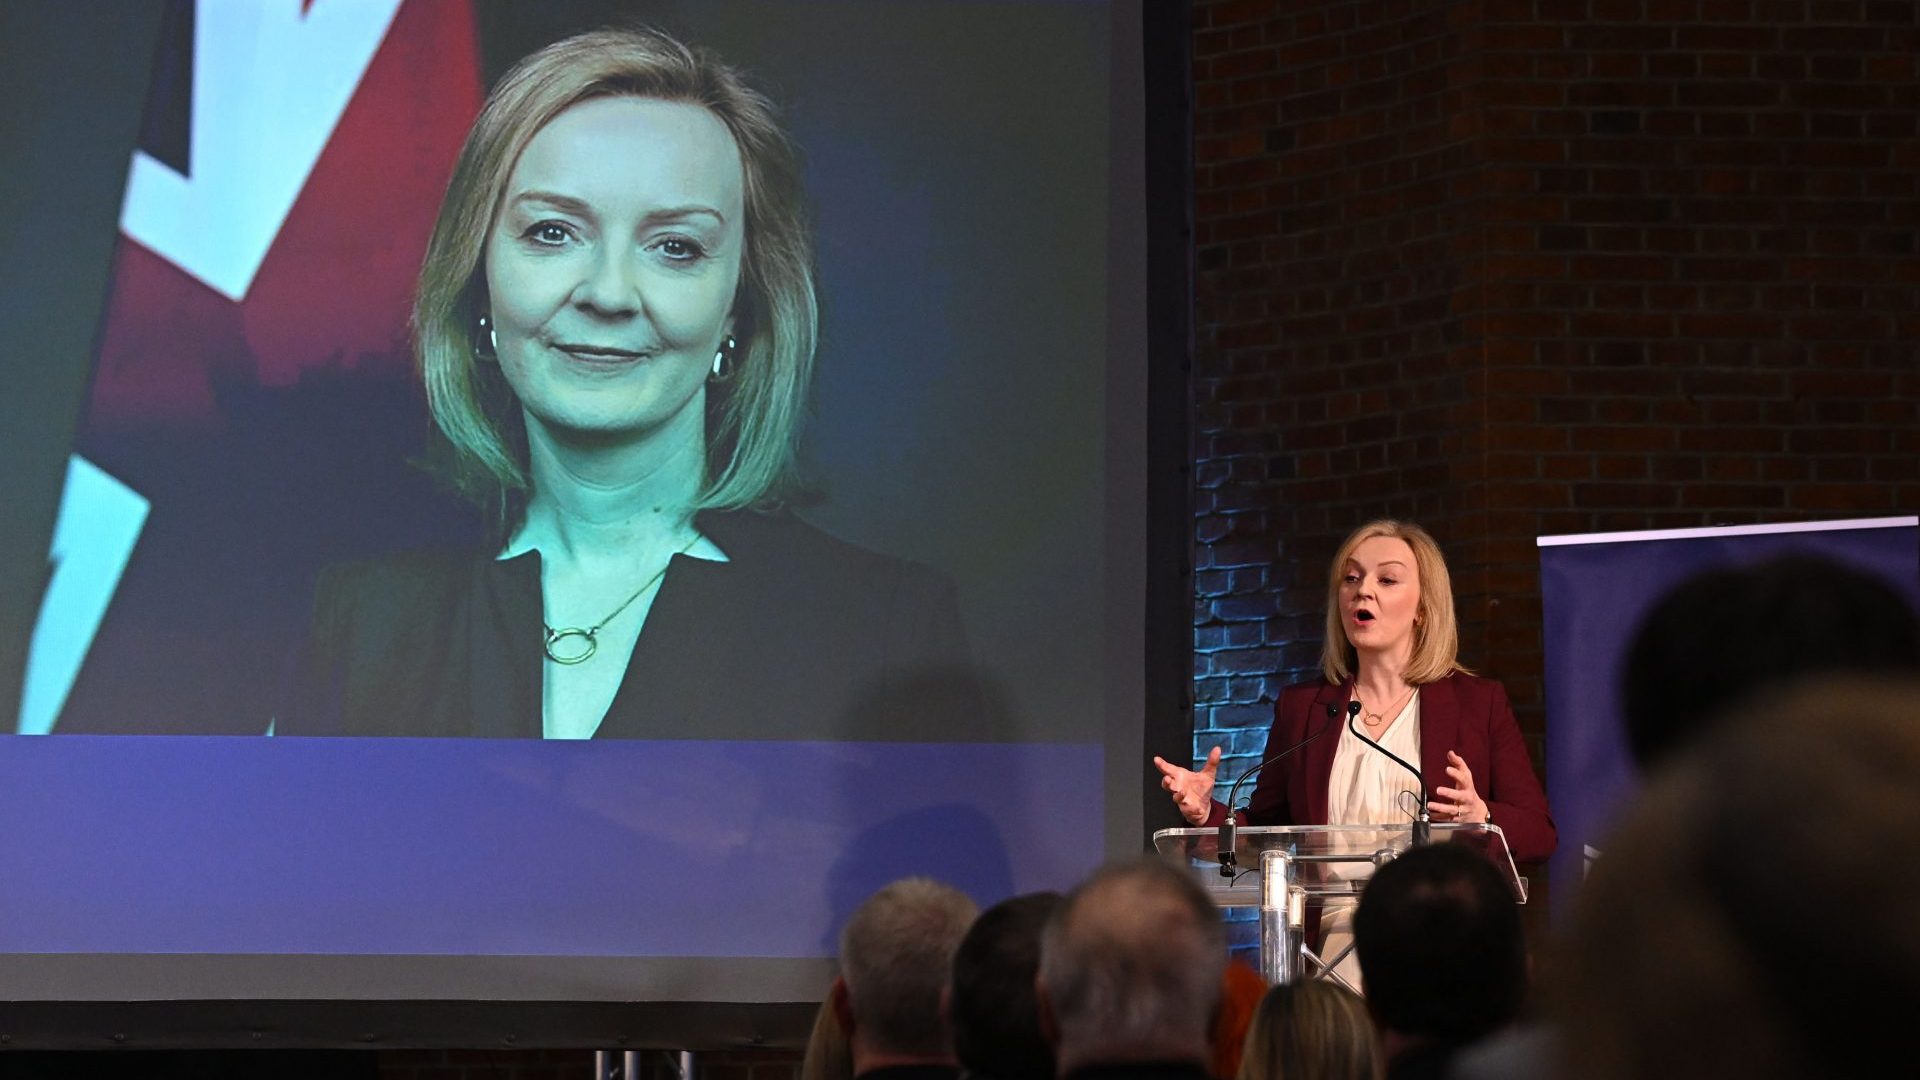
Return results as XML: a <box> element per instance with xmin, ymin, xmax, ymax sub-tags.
<box><xmin>1539</xmin><ymin>518</ymin><xmax>1919</xmax><ymax>915</ymax></box>
<box><xmin>0</xmin><ymin>737</ymin><xmax>1101</xmax><ymax>956</ymax></box>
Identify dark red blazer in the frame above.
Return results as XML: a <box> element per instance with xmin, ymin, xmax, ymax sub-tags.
<box><xmin>1203</xmin><ymin>671</ymin><xmax>1556</xmax><ymax>864</ymax></box>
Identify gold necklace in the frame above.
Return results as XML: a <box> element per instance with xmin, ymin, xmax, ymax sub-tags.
<box><xmin>1355</xmin><ymin>684</ymin><xmax>1417</xmax><ymax>728</ymax></box>
<box><xmin>542</xmin><ymin>535</ymin><xmax>701</xmax><ymax>665</ymax></box>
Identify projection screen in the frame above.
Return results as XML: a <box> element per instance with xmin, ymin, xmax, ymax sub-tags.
<box><xmin>0</xmin><ymin>0</ymin><xmax>1182</xmax><ymax>1047</ymax></box>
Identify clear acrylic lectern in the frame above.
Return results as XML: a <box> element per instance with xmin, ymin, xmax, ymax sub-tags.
<box><xmin>1152</xmin><ymin>824</ymin><xmax>1527</xmax><ymax>985</ymax></box>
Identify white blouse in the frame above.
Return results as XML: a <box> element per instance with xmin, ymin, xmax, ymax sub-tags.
<box><xmin>1319</xmin><ymin>692</ymin><xmax>1421</xmax><ymax>994</ymax></box>
<box><xmin>1327</xmin><ymin>693</ymin><xmax>1423</xmax><ymax>827</ymax></box>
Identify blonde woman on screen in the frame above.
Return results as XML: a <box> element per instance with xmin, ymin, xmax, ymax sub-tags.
<box><xmin>287</xmin><ymin>28</ymin><xmax>979</xmax><ymax>740</ymax></box>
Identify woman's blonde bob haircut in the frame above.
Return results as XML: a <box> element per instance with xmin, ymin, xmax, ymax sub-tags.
<box><xmin>1236</xmin><ymin>980</ymin><xmax>1383</xmax><ymax>1080</ymax></box>
<box><xmin>415</xmin><ymin>27</ymin><xmax>816</xmax><ymax>513</ymax></box>
<box><xmin>1320</xmin><ymin>519</ymin><xmax>1467</xmax><ymax>686</ymax></box>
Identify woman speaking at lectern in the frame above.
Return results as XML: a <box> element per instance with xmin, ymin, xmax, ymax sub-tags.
<box><xmin>1155</xmin><ymin>519</ymin><xmax>1556</xmax><ymax>861</ymax></box>
<box><xmin>1155</xmin><ymin>520</ymin><xmax>1553</xmax><ymax>987</ymax></box>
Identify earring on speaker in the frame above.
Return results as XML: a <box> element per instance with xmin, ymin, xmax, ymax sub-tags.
<box><xmin>710</xmin><ymin>334</ymin><xmax>738</xmax><ymax>382</ymax></box>
<box><xmin>475</xmin><ymin>311</ymin><xmax>498</xmax><ymax>361</ymax></box>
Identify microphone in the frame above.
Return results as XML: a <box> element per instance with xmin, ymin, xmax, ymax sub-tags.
<box><xmin>1216</xmin><ymin>701</ymin><xmax>1341</xmax><ymax>877</ymax></box>
<box><xmin>1345</xmin><ymin>696</ymin><xmax>1431</xmax><ymax>846</ymax></box>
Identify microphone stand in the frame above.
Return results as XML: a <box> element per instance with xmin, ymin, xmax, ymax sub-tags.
<box><xmin>1217</xmin><ymin>702</ymin><xmax>1342</xmax><ymax>877</ymax></box>
<box><xmin>1345</xmin><ymin>699</ymin><xmax>1432</xmax><ymax>847</ymax></box>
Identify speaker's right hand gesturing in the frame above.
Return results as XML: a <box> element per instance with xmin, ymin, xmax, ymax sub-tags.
<box><xmin>1152</xmin><ymin>746</ymin><xmax>1221</xmax><ymax>825</ymax></box>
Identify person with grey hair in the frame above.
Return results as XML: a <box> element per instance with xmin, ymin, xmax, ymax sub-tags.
<box><xmin>1037</xmin><ymin>857</ymin><xmax>1226</xmax><ymax>1080</ymax></box>
<box><xmin>831</xmin><ymin>877</ymin><xmax>980</xmax><ymax>1080</ymax></box>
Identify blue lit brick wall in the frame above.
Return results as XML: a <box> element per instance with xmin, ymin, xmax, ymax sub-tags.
<box><xmin>1190</xmin><ymin>0</ymin><xmax>1486</xmax><ymax>804</ymax></box>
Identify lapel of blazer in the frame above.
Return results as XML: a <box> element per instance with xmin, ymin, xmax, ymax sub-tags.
<box><xmin>475</xmin><ymin>550</ymin><xmax>545</xmax><ymax>737</ymax></box>
<box><xmin>1419</xmin><ymin>673</ymin><xmax>1461</xmax><ymax>801</ymax></box>
<box><xmin>1304</xmin><ymin>679</ymin><xmax>1350</xmax><ymax>825</ymax></box>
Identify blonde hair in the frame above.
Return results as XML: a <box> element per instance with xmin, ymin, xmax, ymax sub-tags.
<box><xmin>415</xmin><ymin>27</ymin><xmax>816</xmax><ymax>515</ymax></box>
<box><xmin>1319</xmin><ymin>520</ymin><xmax>1466</xmax><ymax>685</ymax></box>
<box><xmin>1236</xmin><ymin>980</ymin><xmax>1383</xmax><ymax>1080</ymax></box>
<box><xmin>799</xmin><ymin>995</ymin><xmax>853</xmax><ymax>1080</ymax></box>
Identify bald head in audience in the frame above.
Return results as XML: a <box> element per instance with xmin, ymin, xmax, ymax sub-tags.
<box><xmin>1037</xmin><ymin>857</ymin><xmax>1227</xmax><ymax>1077</ymax></box>
<box><xmin>834</xmin><ymin>877</ymin><xmax>979</xmax><ymax>1079</ymax></box>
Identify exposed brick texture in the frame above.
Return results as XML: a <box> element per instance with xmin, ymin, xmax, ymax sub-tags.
<box><xmin>1191</xmin><ymin>0</ymin><xmax>1919</xmax><ymax>824</ymax></box>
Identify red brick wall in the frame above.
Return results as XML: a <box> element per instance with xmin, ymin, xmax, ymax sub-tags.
<box><xmin>1193</xmin><ymin>0</ymin><xmax>1495</xmax><ymax>765</ymax></box>
<box><xmin>1191</xmin><ymin>0</ymin><xmax>1919</xmax><ymax>806</ymax></box>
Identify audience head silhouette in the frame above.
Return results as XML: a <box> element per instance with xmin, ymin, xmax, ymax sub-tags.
<box><xmin>834</xmin><ymin>877</ymin><xmax>978</xmax><ymax>1076</ymax></box>
<box><xmin>1236</xmin><ymin>979</ymin><xmax>1383</xmax><ymax>1080</ymax></box>
<box><xmin>950</xmin><ymin>891</ymin><xmax>1061</xmax><ymax>1080</ymax></box>
<box><xmin>1038</xmin><ymin>857</ymin><xmax>1227</xmax><ymax>1076</ymax></box>
<box><xmin>1560</xmin><ymin>676</ymin><xmax>1920</xmax><ymax>1080</ymax></box>
<box><xmin>1355</xmin><ymin>842</ymin><xmax>1526</xmax><ymax>1059</ymax></box>
<box><xmin>1621</xmin><ymin>554</ymin><xmax>1920</xmax><ymax>769</ymax></box>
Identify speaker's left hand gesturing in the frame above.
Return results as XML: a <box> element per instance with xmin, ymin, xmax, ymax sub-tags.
<box><xmin>1433</xmin><ymin>750</ymin><xmax>1488</xmax><ymax>823</ymax></box>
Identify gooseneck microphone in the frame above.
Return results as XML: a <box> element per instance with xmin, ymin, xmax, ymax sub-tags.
<box><xmin>1345</xmin><ymin>697</ymin><xmax>1431</xmax><ymax>846</ymax></box>
<box><xmin>1216</xmin><ymin>702</ymin><xmax>1342</xmax><ymax>877</ymax></box>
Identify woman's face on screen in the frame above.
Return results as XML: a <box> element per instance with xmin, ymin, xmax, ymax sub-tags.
<box><xmin>1339</xmin><ymin>535</ymin><xmax>1423</xmax><ymax>660</ymax></box>
<box><xmin>484</xmin><ymin>95</ymin><xmax>745</xmax><ymax>446</ymax></box>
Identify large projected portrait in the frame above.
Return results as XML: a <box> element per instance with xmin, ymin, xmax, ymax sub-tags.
<box><xmin>1</xmin><ymin>0</ymin><xmax>1146</xmax><ymax>1022</ymax></box>
<box><xmin>32</xmin><ymin>1</ymin><xmax>1110</xmax><ymax>744</ymax></box>
<box><xmin>284</xmin><ymin>27</ymin><xmax>985</xmax><ymax>740</ymax></box>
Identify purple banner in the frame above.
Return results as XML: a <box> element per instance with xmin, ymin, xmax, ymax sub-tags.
<box><xmin>0</xmin><ymin>737</ymin><xmax>1103</xmax><ymax>956</ymax></box>
<box><xmin>1539</xmin><ymin>518</ymin><xmax>1918</xmax><ymax>916</ymax></box>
